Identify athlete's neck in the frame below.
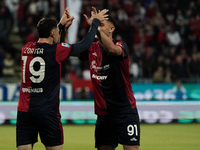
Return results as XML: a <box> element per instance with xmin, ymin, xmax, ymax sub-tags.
<box><xmin>38</xmin><ymin>38</ymin><xmax>54</xmax><ymax>44</ymax></box>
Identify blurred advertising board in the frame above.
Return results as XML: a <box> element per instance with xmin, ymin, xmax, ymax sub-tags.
<box><xmin>1</xmin><ymin>83</ymin><xmax>200</xmax><ymax>101</ymax></box>
<box><xmin>131</xmin><ymin>83</ymin><xmax>200</xmax><ymax>101</ymax></box>
<box><xmin>0</xmin><ymin>83</ymin><xmax>73</xmax><ymax>101</ymax></box>
<box><xmin>0</xmin><ymin>101</ymin><xmax>200</xmax><ymax>125</ymax></box>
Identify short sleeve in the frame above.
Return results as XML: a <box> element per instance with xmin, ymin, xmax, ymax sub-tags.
<box><xmin>115</xmin><ymin>40</ymin><xmax>129</xmax><ymax>59</ymax></box>
<box><xmin>56</xmin><ymin>43</ymin><xmax>72</xmax><ymax>63</ymax></box>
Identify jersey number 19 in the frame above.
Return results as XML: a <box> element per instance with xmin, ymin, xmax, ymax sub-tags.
<box><xmin>22</xmin><ymin>56</ymin><xmax>45</xmax><ymax>83</ymax></box>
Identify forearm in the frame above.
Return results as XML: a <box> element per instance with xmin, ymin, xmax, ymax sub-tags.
<box><xmin>69</xmin><ymin>18</ymin><xmax>100</xmax><ymax>55</ymax></box>
<box><xmin>98</xmin><ymin>30</ymin><xmax>122</xmax><ymax>55</ymax></box>
<box><xmin>57</xmin><ymin>23</ymin><xmax>66</xmax><ymax>43</ymax></box>
<box><xmin>60</xmin><ymin>28</ymin><xmax>69</xmax><ymax>43</ymax></box>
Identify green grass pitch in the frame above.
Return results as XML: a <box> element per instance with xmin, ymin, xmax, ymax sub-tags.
<box><xmin>0</xmin><ymin>123</ymin><xmax>200</xmax><ymax>150</ymax></box>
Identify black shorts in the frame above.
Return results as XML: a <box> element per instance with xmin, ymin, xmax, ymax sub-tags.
<box><xmin>16</xmin><ymin>111</ymin><xmax>63</xmax><ymax>147</ymax></box>
<box><xmin>95</xmin><ymin>108</ymin><xmax>140</xmax><ymax>148</ymax></box>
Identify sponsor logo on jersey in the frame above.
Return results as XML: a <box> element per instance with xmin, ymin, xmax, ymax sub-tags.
<box><xmin>130</xmin><ymin>137</ymin><xmax>137</xmax><ymax>141</ymax></box>
<box><xmin>62</xmin><ymin>43</ymin><xmax>70</xmax><ymax>48</ymax></box>
<box><xmin>90</xmin><ymin>60</ymin><xmax>110</xmax><ymax>73</ymax></box>
<box><xmin>92</xmin><ymin>74</ymin><xmax>107</xmax><ymax>80</ymax></box>
<box><xmin>22</xmin><ymin>87</ymin><xmax>43</xmax><ymax>93</ymax></box>
<box><xmin>90</xmin><ymin>60</ymin><xmax>98</xmax><ymax>72</ymax></box>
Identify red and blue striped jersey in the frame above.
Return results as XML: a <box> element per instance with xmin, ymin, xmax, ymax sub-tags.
<box><xmin>81</xmin><ymin>39</ymin><xmax>136</xmax><ymax>115</ymax></box>
<box><xmin>18</xmin><ymin>42</ymin><xmax>71</xmax><ymax>112</ymax></box>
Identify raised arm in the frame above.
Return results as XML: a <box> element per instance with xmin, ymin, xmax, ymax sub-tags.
<box><xmin>69</xmin><ymin>9</ymin><xmax>109</xmax><ymax>56</ymax></box>
<box><xmin>84</xmin><ymin>7</ymin><xmax>122</xmax><ymax>55</ymax></box>
<box><xmin>97</xmin><ymin>28</ymin><xmax>122</xmax><ymax>56</ymax></box>
<box><xmin>58</xmin><ymin>7</ymin><xmax>74</xmax><ymax>43</ymax></box>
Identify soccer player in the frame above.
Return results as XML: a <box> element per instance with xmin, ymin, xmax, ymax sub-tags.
<box><xmin>79</xmin><ymin>7</ymin><xmax>140</xmax><ymax>150</ymax></box>
<box><xmin>16</xmin><ymin>8</ymin><xmax>108</xmax><ymax>150</ymax></box>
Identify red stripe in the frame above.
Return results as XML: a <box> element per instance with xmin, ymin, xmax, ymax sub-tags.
<box><xmin>120</xmin><ymin>58</ymin><xmax>136</xmax><ymax>109</ymax></box>
<box><xmin>18</xmin><ymin>42</ymin><xmax>36</xmax><ymax>112</ymax></box>
<box><xmin>57</xmin><ymin>112</ymin><xmax>64</xmax><ymax>144</ymax></box>
<box><xmin>90</xmin><ymin>42</ymin><xmax>107</xmax><ymax>115</ymax></box>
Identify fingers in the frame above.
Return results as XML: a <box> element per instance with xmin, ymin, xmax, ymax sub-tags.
<box><xmin>83</xmin><ymin>14</ymin><xmax>89</xmax><ymax>20</ymax></box>
<box><xmin>67</xmin><ymin>16</ymin><xmax>75</xmax><ymax>22</ymax></box>
<box><xmin>91</xmin><ymin>6</ymin><xmax>97</xmax><ymax>14</ymax></box>
<box><xmin>65</xmin><ymin>7</ymin><xmax>70</xmax><ymax>13</ymax></box>
<box><xmin>67</xmin><ymin>7</ymin><xmax>70</xmax><ymax>12</ymax></box>
<box><xmin>64</xmin><ymin>7</ymin><xmax>71</xmax><ymax>18</ymax></box>
<box><xmin>100</xmin><ymin>9</ymin><xmax>109</xmax><ymax>15</ymax></box>
<box><xmin>70</xmin><ymin>16</ymin><xmax>75</xmax><ymax>21</ymax></box>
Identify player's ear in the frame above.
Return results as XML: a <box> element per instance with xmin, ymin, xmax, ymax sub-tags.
<box><xmin>50</xmin><ymin>29</ymin><xmax>55</xmax><ymax>37</ymax></box>
<box><xmin>109</xmin><ymin>26</ymin><xmax>115</xmax><ymax>33</ymax></box>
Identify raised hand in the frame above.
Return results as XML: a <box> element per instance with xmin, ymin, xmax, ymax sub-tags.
<box><xmin>84</xmin><ymin>6</ymin><xmax>109</xmax><ymax>26</ymax></box>
<box><xmin>64</xmin><ymin>7</ymin><xmax>75</xmax><ymax>28</ymax></box>
<box><xmin>59</xmin><ymin>7</ymin><xmax>75</xmax><ymax>28</ymax></box>
<box><xmin>93</xmin><ymin>9</ymin><xmax>109</xmax><ymax>22</ymax></box>
<box><xmin>83</xmin><ymin>6</ymin><xmax>97</xmax><ymax>26</ymax></box>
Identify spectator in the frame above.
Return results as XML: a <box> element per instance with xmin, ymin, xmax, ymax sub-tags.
<box><xmin>5</xmin><ymin>0</ymin><xmax>19</xmax><ymax>32</ymax></box>
<box><xmin>28</xmin><ymin>0</ymin><xmax>37</xmax><ymax>15</ymax></box>
<box><xmin>164</xmin><ymin>68</ymin><xmax>173</xmax><ymax>83</ymax></box>
<box><xmin>172</xmin><ymin>80</ymin><xmax>187</xmax><ymax>100</ymax></box>
<box><xmin>36</xmin><ymin>0</ymin><xmax>49</xmax><ymax>16</ymax></box>
<box><xmin>17</xmin><ymin>0</ymin><xmax>28</xmax><ymax>27</ymax></box>
<box><xmin>166</xmin><ymin>26</ymin><xmax>181</xmax><ymax>47</ymax></box>
<box><xmin>152</xmin><ymin>66</ymin><xmax>164</xmax><ymax>83</ymax></box>
<box><xmin>155</xmin><ymin>55</ymin><xmax>165</xmax><ymax>70</ymax></box>
<box><xmin>1</xmin><ymin>0</ymin><xmax>200</xmax><ymax>83</ymax></box>
<box><xmin>142</xmin><ymin>46</ymin><xmax>156</xmax><ymax>78</ymax></box>
<box><xmin>46</xmin><ymin>5</ymin><xmax>58</xmax><ymax>20</ymax></box>
<box><xmin>172</xmin><ymin>55</ymin><xmax>188</xmax><ymax>80</ymax></box>
<box><xmin>129</xmin><ymin>58</ymin><xmax>139</xmax><ymax>80</ymax></box>
<box><xmin>188</xmin><ymin>53</ymin><xmax>200</xmax><ymax>79</ymax></box>
<box><xmin>19</xmin><ymin>16</ymin><xmax>35</xmax><ymax>43</ymax></box>
<box><xmin>134</xmin><ymin>1</ymin><xmax>146</xmax><ymax>22</ymax></box>
<box><xmin>0</xmin><ymin>0</ymin><xmax>13</xmax><ymax>46</ymax></box>
<box><xmin>2</xmin><ymin>52</ymin><xmax>15</xmax><ymax>77</ymax></box>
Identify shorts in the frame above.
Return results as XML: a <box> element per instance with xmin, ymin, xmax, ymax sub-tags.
<box><xmin>95</xmin><ymin>108</ymin><xmax>140</xmax><ymax>148</ymax></box>
<box><xmin>16</xmin><ymin>111</ymin><xmax>63</xmax><ymax>147</ymax></box>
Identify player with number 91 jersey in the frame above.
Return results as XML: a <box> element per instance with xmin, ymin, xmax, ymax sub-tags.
<box><xmin>18</xmin><ymin>42</ymin><xmax>71</xmax><ymax>113</ymax></box>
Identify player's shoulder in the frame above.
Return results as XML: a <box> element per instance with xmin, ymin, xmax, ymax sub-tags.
<box><xmin>113</xmin><ymin>39</ymin><xmax>126</xmax><ymax>46</ymax></box>
<box><xmin>60</xmin><ymin>43</ymin><xmax>70</xmax><ymax>48</ymax></box>
<box><xmin>88</xmin><ymin>41</ymin><xmax>99</xmax><ymax>51</ymax></box>
<box><xmin>23</xmin><ymin>42</ymin><xmax>35</xmax><ymax>48</ymax></box>
<box><xmin>93</xmin><ymin>41</ymin><xmax>100</xmax><ymax>46</ymax></box>
<box><xmin>113</xmin><ymin>39</ymin><xmax>127</xmax><ymax>50</ymax></box>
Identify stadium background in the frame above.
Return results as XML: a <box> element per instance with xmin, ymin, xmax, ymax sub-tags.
<box><xmin>0</xmin><ymin>0</ymin><xmax>200</xmax><ymax>149</ymax></box>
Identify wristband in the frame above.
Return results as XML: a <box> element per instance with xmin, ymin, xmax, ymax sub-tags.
<box><xmin>57</xmin><ymin>23</ymin><xmax>64</xmax><ymax>31</ymax></box>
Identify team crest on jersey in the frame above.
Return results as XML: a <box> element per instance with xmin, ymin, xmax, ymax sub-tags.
<box><xmin>92</xmin><ymin>52</ymin><xmax>97</xmax><ymax>57</ymax></box>
<box><xmin>62</xmin><ymin>43</ymin><xmax>70</xmax><ymax>48</ymax></box>
<box><xmin>116</xmin><ymin>42</ymin><xmax>122</xmax><ymax>47</ymax></box>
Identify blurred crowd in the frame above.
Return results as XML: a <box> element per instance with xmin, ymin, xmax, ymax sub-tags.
<box><xmin>0</xmin><ymin>0</ymin><xmax>200</xmax><ymax>83</ymax></box>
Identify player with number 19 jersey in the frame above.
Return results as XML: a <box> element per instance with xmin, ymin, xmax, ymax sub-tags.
<box><xmin>18</xmin><ymin>42</ymin><xmax>71</xmax><ymax>113</ymax></box>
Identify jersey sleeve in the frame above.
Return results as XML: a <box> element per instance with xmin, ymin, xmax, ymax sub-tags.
<box><xmin>115</xmin><ymin>40</ymin><xmax>129</xmax><ymax>59</ymax></box>
<box><xmin>56</xmin><ymin>43</ymin><xmax>72</xmax><ymax>63</ymax></box>
<box><xmin>78</xmin><ymin>42</ymin><xmax>96</xmax><ymax>60</ymax></box>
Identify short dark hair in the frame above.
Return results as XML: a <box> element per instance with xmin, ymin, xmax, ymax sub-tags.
<box><xmin>36</xmin><ymin>18</ymin><xmax>58</xmax><ymax>38</ymax></box>
<box><xmin>107</xmin><ymin>16</ymin><xmax>116</xmax><ymax>27</ymax></box>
